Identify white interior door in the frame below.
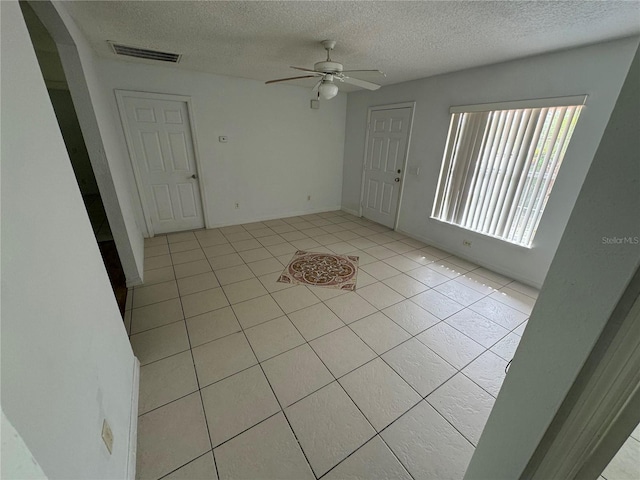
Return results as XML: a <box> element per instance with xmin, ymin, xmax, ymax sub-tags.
<box><xmin>362</xmin><ymin>107</ymin><xmax>412</xmax><ymax>228</ymax></box>
<box><xmin>121</xmin><ymin>94</ymin><xmax>204</xmax><ymax>235</ymax></box>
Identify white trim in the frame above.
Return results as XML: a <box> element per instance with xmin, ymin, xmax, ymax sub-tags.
<box><xmin>126</xmin><ymin>357</ymin><xmax>140</xmax><ymax>480</ymax></box>
<box><xmin>205</xmin><ymin>205</ymin><xmax>344</xmax><ymax>229</ymax></box>
<box><xmin>395</xmin><ymin>226</ymin><xmax>542</xmax><ymax>289</ymax></box>
<box><xmin>450</xmin><ymin>95</ymin><xmax>588</xmax><ymax>114</ymax></box>
<box><xmin>529</xmin><ymin>281</ymin><xmax>640</xmax><ymax>479</ymax></box>
<box><xmin>341</xmin><ymin>206</ymin><xmax>360</xmax><ymax>217</ymax></box>
<box><xmin>125</xmin><ymin>275</ymin><xmax>143</xmax><ymax>288</ymax></box>
<box><xmin>114</xmin><ymin>90</ymin><xmax>210</xmax><ymax>235</ymax></box>
<box><xmin>359</xmin><ymin>102</ymin><xmax>416</xmax><ymax>230</ymax></box>
<box><xmin>395</xmin><ymin>104</ymin><xmax>416</xmax><ymax>230</ymax></box>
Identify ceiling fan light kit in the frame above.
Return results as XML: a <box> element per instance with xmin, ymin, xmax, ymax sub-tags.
<box><xmin>319</xmin><ymin>77</ymin><xmax>339</xmax><ymax>100</ymax></box>
<box><xmin>265</xmin><ymin>40</ymin><xmax>384</xmax><ymax>100</ymax></box>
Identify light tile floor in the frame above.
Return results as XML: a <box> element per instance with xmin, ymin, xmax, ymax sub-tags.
<box><xmin>600</xmin><ymin>423</ymin><xmax>640</xmax><ymax>480</ymax></box>
<box><xmin>125</xmin><ymin>211</ymin><xmax>538</xmax><ymax>480</ymax></box>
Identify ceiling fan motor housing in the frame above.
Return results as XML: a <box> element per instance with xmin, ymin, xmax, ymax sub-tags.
<box><xmin>314</xmin><ymin>61</ymin><xmax>343</xmax><ymax>73</ymax></box>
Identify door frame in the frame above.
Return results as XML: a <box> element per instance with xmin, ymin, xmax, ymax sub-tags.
<box><xmin>358</xmin><ymin>101</ymin><xmax>416</xmax><ymax>230</ymax></box>
<box><xmin>523</xmin><ymin>268</ymin><xmax>640</xmax><ymax>479</ymax></box>
<box><xmin>115</xmin><ymin>89</ymin><xmax>209</xmax><ymax>237</ymax></box>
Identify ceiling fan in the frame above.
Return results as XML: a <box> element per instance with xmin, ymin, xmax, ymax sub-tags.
<box><xmin>265</xmin><ymin>40</ymin><xmax>385</xmax><ymax>100</ymax></box>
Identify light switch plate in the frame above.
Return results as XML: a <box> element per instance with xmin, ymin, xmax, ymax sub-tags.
<box><xmin>310</xmin><ymin>100</ymin><xmax>320</xmax><ymax>109</ymax></box>
<box><xmin>408</xmin><ymin>166</ymin><xmax>420</xmax><ymax>176</ymax></box>
<box><xmin>218</xmin><ymin>136</ymin><xmax>228</xmax><ymax>143</ymax></box>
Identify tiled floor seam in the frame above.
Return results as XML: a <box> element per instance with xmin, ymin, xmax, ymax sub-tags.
<box><xmin>205</xmin><ymin>256</ymin><xmax>319</xmax><ymax>479</ymax></box>
<box><xmin>138</xmin><ymin>211</ymin><xmax>533</xmax><ymax>478</ymax></box>
<box><xmin>174</xmin><ymin>251</ymin><xmax>219</xmax><ymax>480</ymax></box>
<box><xmin>262</xmin><ymin>303</ymin><xmax>403</xmax><ymax>478</ymax></box>
<box><xmin>334</xmin><ymin>316</ymin><xmax>467</xmax><ymax>449</ymax></box>
<box><xmin>375</xmin><ymin>394</ymin><xmax>477</xmax><ymax>469</ymax></box>
<box><xmin>315</xmin><ymin>433</ymin><xmax>416</xmax><ymax>480</ymax></box>
<box><xmin>423</xmin><ymin>394</ymin><xmax>481</xmax><ymax>447</ymax></box>
<box><xmin>156</xmin><ymin>450</ymin><xmax>213</xmax><ymax>480</ymax></box>
<box><xmin>129</xmin><ymin>317</ymin><xmax>186</xmax><ymax>337</ymax></box>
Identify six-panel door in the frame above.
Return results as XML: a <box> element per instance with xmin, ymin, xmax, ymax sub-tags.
<box><xmin>122</xmin><ymin>96</ymin><xmax>205</xmax><ymax>234</ymax></box>
<box><xmin>362</xmin><ymin>107</ymin><xmax>412</xmax><ymax>228</ymax></box>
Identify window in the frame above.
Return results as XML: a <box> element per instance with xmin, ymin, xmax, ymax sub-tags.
<box><xmin>432</xmin><ymin>96</ymin><xmax>585</xmax><ymax>247</ymax></box>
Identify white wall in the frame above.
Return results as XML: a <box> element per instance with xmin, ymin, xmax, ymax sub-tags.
<box><xmin>31</xmin><ymin>0</ymin><xmax>147</xmax><ymax>285</ymax></box>
<box><xmin>465</xmin><ymin>44</ymin><xmax>639</xmax><ymax>479</ymax></box>
<box><xmin>1</xmin><ymin>409</ymin><xmax>48</xmax><ymax>479</ymax></box>
<box><xmin>92</xmin><ymin>57</ymin><xmax>347</xmax><ymax>231</ymax></box>
<box><xmin>342</xmin><ymin>37</ymin><xmax>639</xmax><ymax>287</ymax></box>
<box><xmin>1</xmin><ymin>2</ymin><xmax>136</xmax><ymax>478</ymax></box>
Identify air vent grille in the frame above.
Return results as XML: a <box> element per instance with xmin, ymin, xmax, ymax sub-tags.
<box><xmin>109</xmin><ymin>42</ymin><xmax>181</xmax><ymax>63</ymax></box>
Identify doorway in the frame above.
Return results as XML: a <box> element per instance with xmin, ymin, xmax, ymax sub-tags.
<box><xmin>20</xmin><ymin>1</ymin><xmax>127</xmax><ymax>314</ymax></box>
<box><xmin>360</xmin><ymin>103</ymin><xmax>415</xmax><ymax>229</ymax></box>
<box><xmin>116</xmin><ymin>91</ymin><xmax>206</xmax><ymax>235</ymax></box>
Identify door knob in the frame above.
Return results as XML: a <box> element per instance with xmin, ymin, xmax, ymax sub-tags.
<box><xmin>394</xmin><ymin>177</ymin><xmax>400</xmax><ymax>182</ymax></box>
<box><xmin>190</xmin><ymin>174</ymin><xmax>198</xmax><ymax>179</ymax></box>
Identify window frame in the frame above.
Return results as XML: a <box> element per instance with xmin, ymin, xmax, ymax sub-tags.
<box><xmin>431</xmin><ymin>95</ymin><xmax>587</xmax><ymax>248</ymax></box>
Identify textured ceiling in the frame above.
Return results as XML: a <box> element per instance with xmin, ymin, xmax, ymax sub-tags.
<box><xmin>61</xmin><ymin>1</ymin><xmax>640</xmax><ymax>91</ymax></box>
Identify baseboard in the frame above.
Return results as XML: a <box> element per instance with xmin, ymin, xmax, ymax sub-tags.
<box><xmin>126</xmin><ymin>356</ymin><xmax>140</xmax><ymax>480</ymax></box>
<box><xmin>205</xmin><ymin>205</ymin><xmax>343</xmax><ymax>229</ymax></box>
<box><xmin>125</xmin><ymin>275</ymin><xmax>143</xmax><ymax>288</ymax></box>
<box><xmin>395</xmin><ymin>227</ymin><xmax>542</xmax><ymax>289</ymax></box>
<box><xmin>340</xmin><ymin>206</ymin><xmax>360</xmax><ymax>217</ymax></box>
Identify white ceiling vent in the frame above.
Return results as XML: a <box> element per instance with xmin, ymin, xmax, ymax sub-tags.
<box><xmin>108</xmin><ymin>42</ymin><xmax>181</xmax><ymax>63</ymax></box>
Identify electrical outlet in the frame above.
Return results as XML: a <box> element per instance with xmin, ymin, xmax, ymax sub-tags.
<box><xmin>101</xmin><ymin>419</ymin><xmax>113</xmax><ymax>454</ymax></box>
<box><xmin>463</xmin><ymin>240</ymin><xmax>472</xmax><ymax>247</ymax></box>
<box><xmin>307</xmin><ymin>195</ymin><xmax>311</xmax><ymax>201</ymax></box>
<box><xmin>234</xmin><ymin>202</ymin><xmax>239</xmax><ymax>209</ymax></box>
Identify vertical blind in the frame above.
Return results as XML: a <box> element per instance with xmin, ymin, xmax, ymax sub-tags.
<box><xmin>432</xmin><ymin>99</ymin><xmax>584</xmax><ymax>247</ymax></box>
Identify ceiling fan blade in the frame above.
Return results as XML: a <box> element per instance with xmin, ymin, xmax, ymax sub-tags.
<box><xmin>341</xmin><ymin>76</ymin><xmax>381</xmax><ymax>90</ymax></box>
<box><xmin>341</xmin><ymin>69</ymin><xmax>386</xmax><ymax>77</ymax></box>
<box><xmin>290</xmin><ymin>66</ymin><xmax>322</xmax><ymax>74</ymax></box>
<box><xmin>265</xmin><ymin>75</ymin><xmax>318</xmax><ymax>85</ymax></box>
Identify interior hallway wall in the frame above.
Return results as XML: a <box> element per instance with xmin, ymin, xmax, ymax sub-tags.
<box><xmin>1</xmin><ymin>1</ymin><xmax>137</xmax><ymax>477</ymax></box>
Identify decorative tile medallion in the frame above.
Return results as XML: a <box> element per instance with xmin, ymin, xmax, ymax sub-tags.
<box><xmin>278</xmin><ymin>251</ymin><xmax>359</xmax><ymax>291</ymax></box>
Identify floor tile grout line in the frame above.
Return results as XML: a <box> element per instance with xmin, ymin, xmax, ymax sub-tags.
<box><xmin>139</xmin><ymin>342</ymin><xmax>465</xmax><ymax>479</ymax></box>
<box><xmin>340</xmin><ymin>317</ymin><xmax>427</xmax><ymax>400</ymax></box>
<box><xmin>131</xmin><ymin>267</ymin><xmax>521</xmax><ymax>376</ymax></box>
<box><xmin>458</xmin><ymin>370</ymin><xmax>501</xmax><ymax>401</ymax></box>
<box><xmin>207</xmin><ymin>263</ymin><xmax>320</xmax><ymax>480</ymax></box>
<box><xmin>187</xmin><ymin>234</ymin><xmax>247</xmax><ymax>480</ymax></box>
<box><xmin>137</xmin><ymin>387</ymin><xmax>201</xmax><ymax>418</ymax></box>
<box><xmin>130</xmin><ymin>316</ymin><xmax>188</xmax><ymax>339</ymax></box>
<box><xmin>173</xmin><ymin>240</ymin><xmax>220</xmax><ymax>480</ymax></box>
<box><xmin>137</xmin><ymin>212</ymin><xmax>537</xmax><ymax>478</ymax></box>
<box><xmin>156</xmin><ymin>450</ymin><xmax>214</xmax><ymax>480</ymax></box>
<box><xmin>316</xmin><ymin>432</ymin><xmax>416</xmax><ymax>480</ymax></box>
<box><xmin>281</xmin><ymin>314</ymin><xmax>390</xmax><ymax>479</ymax></box>
<box><xmin>227</xmin><ymin>255</ymin><xmax>425</xmax><ymax>476</ymax></box>
<box><xmin>422</xmin><ymin>395</ymin><xmax>483</xmax><ymax>448</ymax></box>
